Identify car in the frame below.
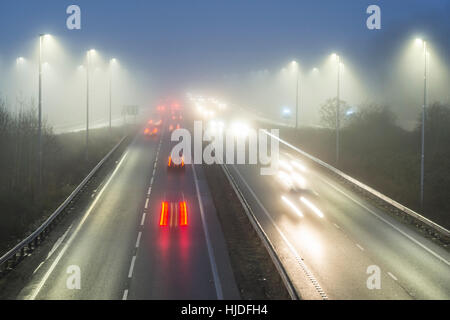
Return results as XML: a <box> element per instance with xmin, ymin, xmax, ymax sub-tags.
<box><xmin>167</xmin><ymin>151</ymin><xmax>185</xmax><ymax>169</ymax></box>
<box><xmin>159</xmin><ymin>200</ymin><xmax>188</xmax><ymax>227</ymax></box>
<box><xmin>276</xmin><ymin>170</ymin><xmax>307</xmax><ymax>192</ymax></box>
<box><xmin>144</xmin><ymin>126</ymin><xmax>159</xmax><ymax>136</ymax></box>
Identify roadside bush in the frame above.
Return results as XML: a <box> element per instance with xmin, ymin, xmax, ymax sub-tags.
<box><xmin>0</xmin><ymin>98</ymin><xmax>124</xmax><ymax>255</ymax></box>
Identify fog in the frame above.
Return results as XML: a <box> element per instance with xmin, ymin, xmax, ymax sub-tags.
<box><xmin>204</xmin><ymin>40</ymin><xmax>449</xmax><ymax>131</ymax></box>
<box><xmin>0</xmin><ymin>35</ymin><xmax>154</xmax><ymax>133</ymax></box>
<box><xmin>0</xmin><ymin>33</ymin><xmax>449</xmax><ymax>133</ymax></box>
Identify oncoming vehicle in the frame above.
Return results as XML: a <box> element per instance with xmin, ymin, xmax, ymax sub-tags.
<box><xmin>276</xmin><ymin>170</ymin><xmax>307</xmax><ymax>192</ymax></box>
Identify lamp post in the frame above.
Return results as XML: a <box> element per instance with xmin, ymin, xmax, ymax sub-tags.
<box><xmin>416</xmin><ymin>39</ymin><xmax>428</xmax><ymax>208</ymax></box>
<box><xmin>332</xmin><ymin>53</ymin><xmax>342</xmax><ymax>164</ymax></box>
<box><xmin>86</xmin><ymin>49</ymin><xmax>95</xmax><ymax>161</ymax></box>
<box><xmin>109</xmin><ymin>58</ymin><xmax>116</xmax><ymax>131</ymax></box>
<box><xmin>38</xmin><ymin>34</ymin><xmax>49</xmax><ymax>187</ymax></box>
<box><xmin>16</xmin><ymin>57</ymin><xmax>25</xmax><ymax>104</ymax></box>
<box><xmin>292</xmin><ymin>61</ymin><xmax>300</xmax><ymax>128</ymax></box>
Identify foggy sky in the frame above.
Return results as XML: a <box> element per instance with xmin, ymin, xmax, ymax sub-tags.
<box><xmin>0</xmin><ymin>0</ymin><xmax>449</xmax><ymax>129</ymax></box>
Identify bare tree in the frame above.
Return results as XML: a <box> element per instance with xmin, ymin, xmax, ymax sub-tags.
<box><xmin>319</xmin><ymin>97</ymin><xmax>350</xmax><ymax>129</ymax></box>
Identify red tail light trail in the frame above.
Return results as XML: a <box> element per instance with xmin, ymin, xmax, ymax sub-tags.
<box><xmin>179</xmin><ymin>201</ymin><xmax>188</xmax><ymax>226</ymax></box>
<box><xmin>159</xmin><ymin>201</ymin><xmax>169</xmax><ymax>226</ymax></box>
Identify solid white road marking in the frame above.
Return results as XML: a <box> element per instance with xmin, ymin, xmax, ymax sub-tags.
<box><xmin>135</xmin><ymin>232</ymin><xmax>142</xmax><ymax>248</ymax></box>
<box><xmin>230</xmin><ymin>164</ymin><xmax>328</xmax><ymax>300</ymax></box>
<box><xmin>128</xmin><ymin>256</ymin><xmax>136</xmax><ymax>278</ymax></box>
<box><xmin>46</xmin><ymin>225</ymin><xmax>72</xmax><ymax>260</ymax></box>
<box><xmin>27</xmin><ymin>151</ymin><xmax>129</xmax><ymax>300</ymax></box>
<box><xmin>122</xmin><ymin>289</ymin><xmax>128</xmax><ymax>300</ymax></box>
<box><xmin>192</xmin><ymin>164</ymin><xmax>224</xmax><ymax>300</ymax></box>
<box><xmin>319</xmin><ymin>178</ymin><xmax>450</xmax><ymax>267</ymax></box>
<box><xmin>266</xmin><ymin>132</ymin><xmax>450</xmax><ymax>266</ymax></box>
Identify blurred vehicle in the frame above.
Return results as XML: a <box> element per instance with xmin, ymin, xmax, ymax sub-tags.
<box><xmin>144</xmin><ymin>118</ymin><xmax>163</xmax><ymax>137</ymax></box>
<box><xmin>144</xmin><ymin>126</ymin><xmax>159</xmax><ymax>137</ymax></box>
<box><xmin>276</xmin><ymin>170</ymin><xmax>307</xmax><ymax>192</ymax></box>
<box><xmin>168</xmin><ymin>151</ymin><xmax>185</xmax><ymax>170</ymax></box>
<box><xmin>159</xmin><ymin>200</ymin><xmax>188</xmax><ymax>227</ymax></box>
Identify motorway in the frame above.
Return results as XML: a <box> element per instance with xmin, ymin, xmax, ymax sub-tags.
<box><xmin>226</xmin><ymin>140</ymin><xmax>450</xmax><ymax>299</ymax></box>
<box><xmin>12</xmin><ymin>114</ymin><xmax>239</xmax><ymax>300</ymax></box>
<box><xmin>3</xmin><ymin>101</ymin><xmax>450</xmax><ymax>300</ymax></box>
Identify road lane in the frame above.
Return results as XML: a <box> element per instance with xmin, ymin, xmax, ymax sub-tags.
<box><xmin>3</xmin><ymin>108</ymin><xmax>238</xmax><ymax>300</ymax></box>
<box><xmin>227</xmin><ymin>144</ymin><xmax>450</xmax><ymax>299</ymax></box>
<box><xmin>128</xmin><ymin>121</ymin><xmax>238</xmax><ymax>299</ymax></box>
<box><xmin>16</xmin><ymin>133</ymin><xmax>159</xmax><ymax>299</ymax></box>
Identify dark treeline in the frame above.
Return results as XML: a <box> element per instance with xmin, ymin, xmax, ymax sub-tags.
<box><xmin>282</xmin><ymin>100</ymin><xmax>450</xmax><ymax>229</ymax></box>
<box><xmin>0</xmin><ymin>98</ymin><xmax>124</xmax><ymax>254</ymax></box>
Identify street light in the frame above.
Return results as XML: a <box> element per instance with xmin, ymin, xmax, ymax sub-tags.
<box><xmin>109</xmin><ymin>58</ymin><xmax>117</xmax><ymax>131</ymax></box>
<box><xmin>38</xmin><ymin>34</ymin><xmax>50</xmax><ymax>187</ymax></box>
<box><xmin>85</xmin><ymin>49</ymin><xmax>95</xmax><ymax>161</ymax></box>
<box><xmin>291</xmin><ymin>60</ymin><xmax>300</xmax><ymax>128</ymax></box>
<box><xmin>415</xmin><ymin>38</ymin><xmax>428</xmax><ymax>208</ymax></box>
<box><xmin>331</xmin><ymin>53</ymin><xmax>342</xmax><ymax>164</ymax></box>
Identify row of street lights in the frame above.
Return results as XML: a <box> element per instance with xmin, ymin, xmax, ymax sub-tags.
<box><xmin>34</xmin><ymin>35</ymin><xmax>118</xmax><ymax>186</ymax></box>
<box><xmin>289</xmin><ymin>38</ymin><xmax>430</xmax><ymax>207</ymax></box>
<box><xmin>289</xmin><ymin>54</ymin><xmax>342</xmax><ymax>164</ymax></box>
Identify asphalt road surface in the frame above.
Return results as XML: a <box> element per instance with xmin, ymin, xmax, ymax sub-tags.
<box><xmin>13</xmin><ymin>120</ymin><xmax>239</xmax><ymax>300</ymax></box>
<box><xmin>4</xmin><ymin>107</ymin><xmax>449</xmax><ymax>300</ymax></box>
<box><xmin>226</xmin><ymin>144</ymin><xmax>450</xmax><ymax>299</ymax></box>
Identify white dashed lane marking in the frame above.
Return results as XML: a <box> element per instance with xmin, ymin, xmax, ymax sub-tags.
<box><xmin>135</xmin><ymin>232</ymin><xmax>142</xmax><ymax>248</ymax></box>
<box><xmin>388</xmin><ymin>272</ymin><xmax>398</xmax><ymax>281</ymax></box>
<box><xmin>128</xmin><ymin>256</ymin><xmax>136</xmax><ymax>278</ymax></box>
<box><xmin>140</xmin><ymin>212</ymin><xmax>146</xmax><ymax>226</ymax></box>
